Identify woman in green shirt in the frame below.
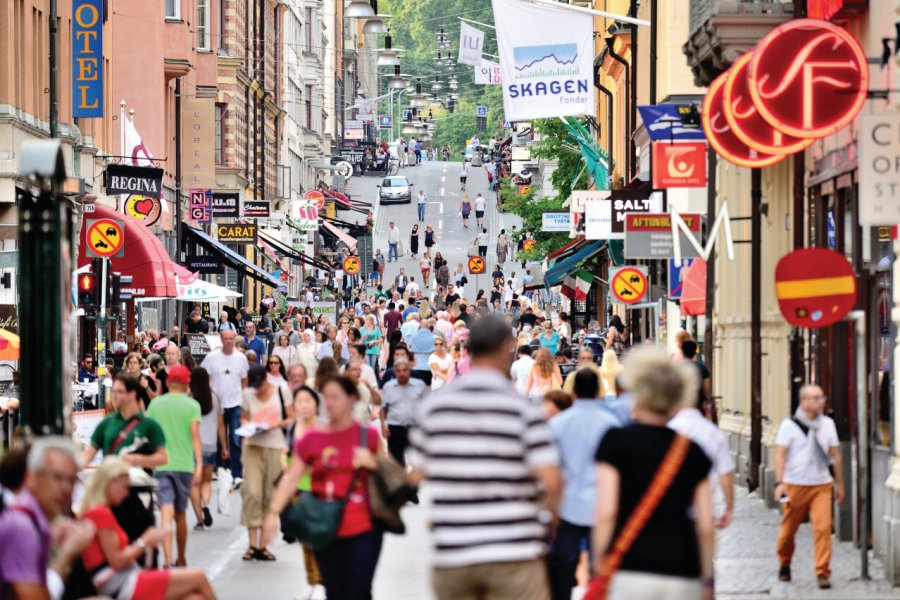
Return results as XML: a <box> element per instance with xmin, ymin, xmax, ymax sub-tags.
<box><xmin>360</xmin><ymin>315</ymin><xmax>383</xmax><ymax>376</ymax></box>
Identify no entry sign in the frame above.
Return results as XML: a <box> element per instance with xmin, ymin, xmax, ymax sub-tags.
<box><xmin>775</xmin><ymin>248</ymin><xmax>856</xmax><ymax>328</ymax></box>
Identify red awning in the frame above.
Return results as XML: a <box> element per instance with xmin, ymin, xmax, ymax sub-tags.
<box><xmin>680</xmin><ymin>259</ymin><xmax>707</xmax><ymax>316</ymax></box>
<box><xmin>548</xmin><ymin>236</ymin><xmax>584</xmax><ymax>260</ymax></box>
<box><xmin>78</xmin><ymin>205</ymin><xmax>178</xmax><ymax>298</ymax></box>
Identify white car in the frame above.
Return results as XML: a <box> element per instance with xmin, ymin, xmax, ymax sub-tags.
<box><xmin>378</xmin><ymin>175</ymin><xmax>412</xmax><ymax>204</ymax></box>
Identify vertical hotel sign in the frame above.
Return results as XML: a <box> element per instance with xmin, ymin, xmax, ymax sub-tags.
<box><xmin>72</xmin><ymin>0</ymin><xmax>104</xmax><ymax>117</ymax></box>
<box><xmin>182</xmin><ymin>98</ymin><xmax>215</xmax><ymax>189</ymax></box>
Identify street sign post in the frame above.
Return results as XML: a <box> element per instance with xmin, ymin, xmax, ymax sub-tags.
<box><xmin>610</xmin><ymin>265</ymin><xmax>649</xmax><ymax>304</ymax></box>
<box><xmin>476</xmin><ymin>106</ymin><xmax>488</xmax><ymax>117</ymax></box>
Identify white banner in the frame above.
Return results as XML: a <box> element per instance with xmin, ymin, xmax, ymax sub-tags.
<box><xmin>475</xmin><ymin>59</ymin><xmax>502</xmax><ymax>85</ymax></box>
<box><xmin>859</xmin><ymin>113</ymin><xmax>900</xmax><ymax>225</ymax></box>
<box><xmin>458</xmin><ymin>22</ymin><xmax>485</xmax><ymax>66</ymax></box>
<box><xmin>492</xmin><ymin>0</ymin><xmax>595</xmax><ymax>121</ymax></box>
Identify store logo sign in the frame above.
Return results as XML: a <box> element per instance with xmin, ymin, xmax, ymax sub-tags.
<box><xmin>651</xmin><ymin>142</ymin><xmax>707</xmax><ymax>189</ymax></box>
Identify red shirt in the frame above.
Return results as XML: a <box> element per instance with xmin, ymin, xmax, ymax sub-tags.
<box><xmin>384</xmin><ymin>310</ymin><xmax>402</xmax><ymax>336</ymax></box>
<box><xmin>295</xmin><ymin>422</ymin><xmax>380</xmax><ymax>538</ymax></box>
<box><xmin>81</xmin><ymin>506</ymin><xmax>129</xmax><ymax>571</ymax></box>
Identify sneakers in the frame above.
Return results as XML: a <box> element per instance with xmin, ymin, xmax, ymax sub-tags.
<box><xmin>817</xmin><ymin>575</ymin><xmax>831</xmax><ymax>589</ymax></box>
<box><xmin>233</xmin><ymin>477</ymin><xmax>243</xmax><ymax>490</ymax></box>
<box><xmin>778</xmin><ymin>565</ymin><xmax>791</xmax><ymax>581</ymax></box>
<box><xmin>202</xmin><ymin>506</ymin><xmax>213</xmax><ymax>527</ymax></box>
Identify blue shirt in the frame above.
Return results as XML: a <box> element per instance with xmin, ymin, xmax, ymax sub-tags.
<box><xmin>245</xmin><ymin>336</ymin><xmax>267</xmax><ymax>364</ymax></box>
<box><xmin>402</xmin><ymin>306</ymin><xmax>418</xmax><ymax>321</ymax></box>
<box><xmin>549</xmin><ymin>400</ymin><xmax>621</xmax><ymax>526</ymax></box>
<box><xmin>606</xmin><ymin>394</ymin><xmax>634</xmax><ymax>424</ymax></box>
<box><xmin>540</xmin><ymin>332</ymin><xmax>561</xmax><ymax>355</ymax></box>
<box><xmin>407</xmin><ymin>329</ymin><xmax>435</xmax><ymax>371</ymax></box>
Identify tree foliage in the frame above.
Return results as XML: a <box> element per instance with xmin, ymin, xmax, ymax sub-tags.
<box><xmin>380</xmin><ymin>0</ymin><xmax>505</xmax><ymax>152</ymax></box>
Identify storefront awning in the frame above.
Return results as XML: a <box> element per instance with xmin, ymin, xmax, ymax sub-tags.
<box><xmin>181</xmin><ymin>224</ymin><xmax>283</xmax><ymax>289</ymax></box>
<box><xmin>545</xmin><ymin>241</ymin><xmax>604</xmax><ymax>287</ymax></box>
<box><xmin>308</xmin><ymin>160</ymin><xmax>342</xmax><ymax>171</ymax></box>
<box><xmin>321</xmin><ymin>220</ymin><xmax>358</xmax><ymax>252</ymax></box>
<box><xmin>258</xmin><ymin>230</ymin><xmax>332</xmax><ymax>271</ymax></box>
<box><xmin>77</xmin><ymin>205</ymin><xmax>178</xmax><ymax>298</ymax></box>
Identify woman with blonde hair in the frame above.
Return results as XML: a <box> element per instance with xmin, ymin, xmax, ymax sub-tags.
<box><xmin>599</xmin><ymin>350</ymin><xmax>623</xmax><ymax>398</ymax></box>
<box><xmin>418</xmin><ymin>298</ymin><xmax>433</xmax><ymax>321</ymax></box>
<box><xmin>525</xmin><ymin>347</ymin><xmax>562</xmax><ymax>403</ymax></box>
<box><xmin>79</xmin><ymin>457</ymin><xmax>216</xmax><ymax>599</ymax></box>
<box><xmin>589</xmin><ymin>349</ymin><xmax>713</xmax><ymax>600</ymax></box>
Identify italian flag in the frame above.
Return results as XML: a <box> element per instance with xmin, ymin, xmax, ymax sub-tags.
<box><xmin>561</xmin><ymin>269</ymin><xmax>594</xmax><ymax>301</ymax></box>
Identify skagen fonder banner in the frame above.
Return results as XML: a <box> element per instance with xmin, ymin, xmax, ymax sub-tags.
<box><xmin>492</xmin><ymin>0</ymin><xmax>595</xmax><ymax>121</ymax></box>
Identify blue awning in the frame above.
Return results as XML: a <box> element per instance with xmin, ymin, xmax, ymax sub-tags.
<box><xmin>545</xmin><ymin>241</ymin><xmax>604</xmax><ymax>287</ymax></box>
<box><xmin>182</xmin><ymin>224</ymin><xmax>283</xmax><ymax>289</ymax></box>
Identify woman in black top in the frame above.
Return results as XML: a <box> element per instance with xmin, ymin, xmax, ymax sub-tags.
<box><xmin>410</xmin><ymin>224</ymin><xmax>419</xmax><ymax>260</ymax></box>
<box><xmin>593</xmin><ymin>348</ymin><xmax>714</xmax><ymax>600</ymax></box>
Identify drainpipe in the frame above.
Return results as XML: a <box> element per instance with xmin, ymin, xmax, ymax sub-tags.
<box><xmin>594</xmin><ymin>75</ymin><xmax>614</xmax><ymax>174</ymax></box>
<box><xmin>606</xmin><ymin>38</ymin><xmax>630</xmax><ymax>181</ymax></box>
<box><xmin>629</xmin><ymin>0</ymin><xmax>638</xmax><ymax>181</ymax></box>
<box><xmin>748</xmin><ymin>167</ymin><xmax>763</xmax><ymax>492</ymax></box>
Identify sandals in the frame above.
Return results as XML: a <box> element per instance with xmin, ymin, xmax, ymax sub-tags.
<box><xmin>242</xmin><ymin>547</ymin><xmax>258</xmax><ymax>561</ymax></box>
<box><xmin>255</xmin><ymin>547</ymin><xmax>277</xmax><ymax>561</ymax></box>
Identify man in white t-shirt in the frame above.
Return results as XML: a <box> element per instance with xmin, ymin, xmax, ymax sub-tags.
<box><xmin>406</xmin><ymin>276</ymin><xmax>420</xmax><ymax>297</ymax></box>
<box><xmin>417</xmin><ymin>189</ymin><xmax>427</xmax><ymax>222</ymax></box>
<box><xmin>388</xmin><ymin>222</ymin><xmax>400</xmax><ymax>262</ymax></box>
<box><xmin>773</xmin><ymin>384</ymin><xmax>843</xmax><ymax>589</ymax></box>
<box><xmin>200</xmin><ymin>329</ymin><xmax>249</xmax><ymax>483</ymax></box>
<box><xmin>510</xmin><ymin>345</ymin><xmax>535</xmax><ymax>396</ymax></box>
<box><xmin>474</xmin><ymin>193</ymin><xmax>487</xmax><ymax>228</ymax></box>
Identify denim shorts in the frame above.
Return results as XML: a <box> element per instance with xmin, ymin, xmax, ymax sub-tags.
<box><xmin>202</xmin><ymin>451</ymin><xmax>217</xmax><ymax>467</ymax></box>
<box><xmin>156</xmin><ymin>471</ymin><xmax>193</xmax><ymax>512</ymax></box>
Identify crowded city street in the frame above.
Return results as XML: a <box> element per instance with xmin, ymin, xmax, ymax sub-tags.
<box><xmin>6</xmin><ymin>0</ymin><xmax>900</xmax><ymax>599</ymax></box>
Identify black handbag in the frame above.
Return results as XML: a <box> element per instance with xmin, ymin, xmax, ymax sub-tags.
<box><xmin>280</xmin><ymin>427</ymin><xmax>365</xmax><ymax>550</ymax></box>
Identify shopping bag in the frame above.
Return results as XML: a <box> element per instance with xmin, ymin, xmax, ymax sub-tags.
<box><xmin>217</xmin><ymin>467</ymin><xmax>233</xmax><ymax>516</ymax></box>
<box><xmin>467</xmin><ymin>244</ymin><xmax>479</xmax><ymax>258</ymax></box>
<box><xmin>397</xmin><ymin>240</ymin><xmax>405</xmax><ymax>257</ymax></box>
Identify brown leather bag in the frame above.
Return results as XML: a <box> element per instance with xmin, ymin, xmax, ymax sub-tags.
<box><xmin>367</xmin><ymin>453</ymin><xmax>417</xmax><ymax>534</ymax></box>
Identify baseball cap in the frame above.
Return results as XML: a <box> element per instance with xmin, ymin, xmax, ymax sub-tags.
<box><xmin>167</xmin><ymin>364</ymin><xmax>191</xmax><ymax>386</ymax></box>
<box><xmin>247</xmin><ymin>364</ymin><xmax>267</xmax><ymax>389</ymax></box>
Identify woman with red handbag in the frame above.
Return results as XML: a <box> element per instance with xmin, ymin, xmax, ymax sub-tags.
<box><xmin>586</xmin><ymin>348</ymin><xmax>715</xmax><ymax>600</ymax></box>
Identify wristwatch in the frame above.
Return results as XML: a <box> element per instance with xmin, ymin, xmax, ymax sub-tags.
<box><xmin>135</xmin><ymin>538</ymin><xmax>147</xmax><ymax>550</ymax></box>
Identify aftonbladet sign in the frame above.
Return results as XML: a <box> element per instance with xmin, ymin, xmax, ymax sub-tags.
<box><xmin>703</xmin><ymin>19</ymin><xmax>868</xmax><ymax>167</ymax></box>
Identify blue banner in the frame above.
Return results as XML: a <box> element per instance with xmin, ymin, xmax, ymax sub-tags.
<box><xmin>638</xmin><ymin>104</ymin><xmax>705</xmax><ymax>142</ymax></box>
<box><xmin>72</xmin><ymin>0</ymin><xmax>103</xmax><ymax>118</ymax></box>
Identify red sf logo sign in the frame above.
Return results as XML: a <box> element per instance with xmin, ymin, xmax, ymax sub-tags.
<box><xmin>748</xmin><ymin>20</ymin><xmax>868</xmax><ymax>139</ymax></box>
<box><xmin>651</xmin><ymin>142</ymin><xmax>708</xmax><ymax>189</ymax></box>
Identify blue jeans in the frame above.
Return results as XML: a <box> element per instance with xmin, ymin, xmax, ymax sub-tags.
<box><xmin>388</xmin><ymin>243</ymin><xmax>398</xmax><ymax>261</ymax></box>
<box><xmin>546</xmin><ymin>520</ymin><xmax>592</xmax><ymax>600</ymax></box>
<box><xmin>314</xmin><ymin>528</ymin><xmax>383</xmax><ymax>600</ymax></box>
<box><xmin>418</xmin><ymin>203</ymin><xmax>425</xmax><ymax>221</ymax></box>
<box><xmin>224</xmin><ymin>405</ymin><xmax>243</xmax><ymax>479</ymax></box>
<box><xmin>366</xmin><ymin>353</ymin><xmax>380</xmax><ymax>376</ymax></box>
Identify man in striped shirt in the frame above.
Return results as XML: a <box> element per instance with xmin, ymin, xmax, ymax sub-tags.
<box><xmin>408</xmin><ymin>315</ymin><xmax>562</xmax><ymax>600</ymax></box>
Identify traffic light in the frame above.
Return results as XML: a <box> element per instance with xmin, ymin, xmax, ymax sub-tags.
<box><xmin>476</xmin><ymin>115</ymin><xmax>486</xmax><ymax>132</ymax></box>
<box><xmin>111</xmin><ymin>273</ymin><xmax>133</xmax><ymax>313</ymax></box>
<box><xmin>78</xmin><ymin>271</ymin><xmax>98</xmax><ymax>315</ymax></box>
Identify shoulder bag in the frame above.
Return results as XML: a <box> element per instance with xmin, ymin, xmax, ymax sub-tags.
<box><xmin>583</xmin><ymin>434</ymin><xmax>692</xmax><ymax>600</ymax></box>
<box><xmin>280</xmin><ymin>425</ymin><xmax>365</xmax><ymax>550</ymax></box>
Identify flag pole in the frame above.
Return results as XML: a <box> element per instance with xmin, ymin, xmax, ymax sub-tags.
<box><xmin>513</xmin><ymin>0</ymin><xmax>651</xmax><ymax>27</ymax></box>
<box><xmin>458</xmin><ymin>17</ymin><xmax>496</xmax><ymax>30</ymax></box>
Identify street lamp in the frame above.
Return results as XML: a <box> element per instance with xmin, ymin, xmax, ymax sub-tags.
<box><xmin>431</xmin><ymin>74</ymin><xmax>442</xmax><ymax>91</ymax></box>
<box><xmin>362</xmin><ymin>0</ymin><xmax>390</xmax><ymax>33</ymax></box>
<box><xmin>387</xmin><ymin>64</ymin><xmax>407</xmax><ymax>89</ymax></box>
<box><xmin>346</xmin><ymin>0</ymin><xmax>376</xmax><ymax>19</ymax></box>
<box><xmin>377</xmin><ymin>31</ymin><xmax>401</xmax><ymax>67</ymax></box>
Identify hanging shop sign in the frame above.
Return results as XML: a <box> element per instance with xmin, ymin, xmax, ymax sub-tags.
<box><xmin>210</xmin><ymin>192</ymin><xmax>240</xmax><ymax>218</ymax></box>
<box><xmin>624</xmin><ymin>213</ymin><xmax>701</xmax><ymax>259</ymax></box>
<box><xmin>668</xmin><ymin>258</ymin><xmax>694</xmax><ymax>299</ymax></box>
<box><xmin>475</xmin><ymin>59</ymin><xmax>503</xmax><ymax>85</ymax></box>
<box><xmin>609</xmin><ymin>265</ymin><xmax>649</xmax><ymax>305</ymax></box>
<box><xmin>122</xmin><ymin>195</ymin><xmax>162</xmax><ymax>225</ymax></box>
<box><xmin>216</xmin><ymin>223</ymin><xmax>257</xmax><ymax>244</ymax></box>
<box><xmin>584</xmin><ymin>195</ymin><xmax>662</xmax><ymax>241</ymax></box>
<box><xmin>242</xmin><ymin>201</ymin><xmax>270</xmax><ymax>218</ymax></box>
<box><xmin>637</xmin><ymin>104</ymin><xmax>706</xmax><ymax>142</ymax></box>
<box><xmin>858</xmin><ymin>112</ymin><xmax>900</xmax><ymax>226</ymax></box>
<box><xmin>672</xmin><ymin>202</ymin><xmax>736</xmax><ymax>263</ymax></box>
<box><xmin>775</xmin><ymin>248</ymin><xmax>856</xmax><ymax>329</ymax></box>
<box><xmin>185</xmin><ymin>256</ymin><xmax>224</xmax><ymax>274</ymax></box>
<box><xmin>458</xmin><ymin>21</ymin><xmax>485</xmax><ymax>66</ymax></box>
<box><xmin>651</xmin><ymin>142</ymin><xmax>707</xmax><ymax>189</ymax></box>
<box><xmin>104</xmin><ymin>164</ymin><xmax>164</xmax><ymax>198</ymax></box>
<box><xmin>189</xmin><ymin>189</ymin><xmax>211</xmax><ymax>224</ymax></box>
<box><xmin>703</xmin><ymin>19</ymin><xmax>868</xmax><ymax>167</ymax></box>
<box><xmin>72</xmin><ymin>0</ymin><xmax>104</xmax><ymax>118</ymax></box>
<box><xmin>182</xmin><ymin>97</ymin><xmax>216</xmax><ymax>189</ymax></box>
<box><xmin>542</xmin><ymin>211</ymin><xmax>571</xmax><ymax>232</ymax></box>
<box><xmin>291</xmin><ymin>191</ymin><xmax>325</xmax><ymax>231</ymax></box>
<box><xmin>492</xmin><ymin>0</ymin><xmax>595</xmax><ymax>121</ymax></box>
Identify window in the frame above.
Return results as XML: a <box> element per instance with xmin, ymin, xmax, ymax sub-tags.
<box><xmin>305</xmin><ymin>84</ymin><xmax>313</xmax><ymax>129</ymax></box>
<box><xmin>197</xmin><ymin>0</ymin><xmax>210</xmax><ymax>49</ymax></box>
<box><xmin>165</xmin><ymin>0</ymin><xmax>179</xmax><ymax>19</ymax></box>
<box><xmin>214</xmin><ymin>104</ymin><xmax>224</xmax><ymax>165</ymax></box>
<box><xmin>289</xmin><ymin>81</ymin><xmax>302</xmax><ymax>126</ymax></box>
<box><xmin>305</xmin><ymin>7</ymin><xmax>313</xmax><ymax>53</ymax></box>
<box><xmin>218</xmin><ymin>0</ymin><xmax>225</xmax><ymax>50</ymax></box>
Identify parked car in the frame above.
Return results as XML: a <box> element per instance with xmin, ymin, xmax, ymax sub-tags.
<box><xmin>378</xmin><ymin>175</ymin><xmax>412</xmax><ymax>204</ymax></box>
<box><xmin>464</xmin><ymin>145</ymin><xmax>478</xmax><ymax>162</ymax></box>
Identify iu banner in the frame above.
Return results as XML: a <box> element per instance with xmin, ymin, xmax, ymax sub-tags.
<box><xmin>458</xmin><ymin>22</ymin><xmax>485</xmax><ymax>66</ymax></box>
<box><xmin>475</xmin><ymin>59</ymin><xmax>502</xmax><ymax>85</ymax></box>
<box><xmin>492</xmin><ymin>0</ymin><xmax>595</xmax><ymax>121</ymax></box>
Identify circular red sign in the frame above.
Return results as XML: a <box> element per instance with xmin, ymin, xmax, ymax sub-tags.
<box><xmin>748</xmin><ymin>19</ymin><xmax>868</xmax><ymax>139</ymax></box>
<box><xmin>723</xmin><ymin>52</ymin><xmax>814</xmax><ymax>156</ymax></box>
<box><xmin>468</xmin><ymin>256</ymin><xmax>486</xmax><ymax>274</ymax></box>
<box><xmin>343</xmin><ymin>256</ymin><xmax>360</xmax><ymax>274</ymax></box>
<box><xmin>775</xmin><ymin>248</ymin><xmax>856</xmax><ymax>329</ymax></box>
<box><xmin>702</xmin><ymin>71</ymin><xmax>785</xmax><ymax>169</ymax></box>
<box><xmin>304</xmin><ymin>190</ymin><xmax>326</xmax><ymax>210</ymax></box>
